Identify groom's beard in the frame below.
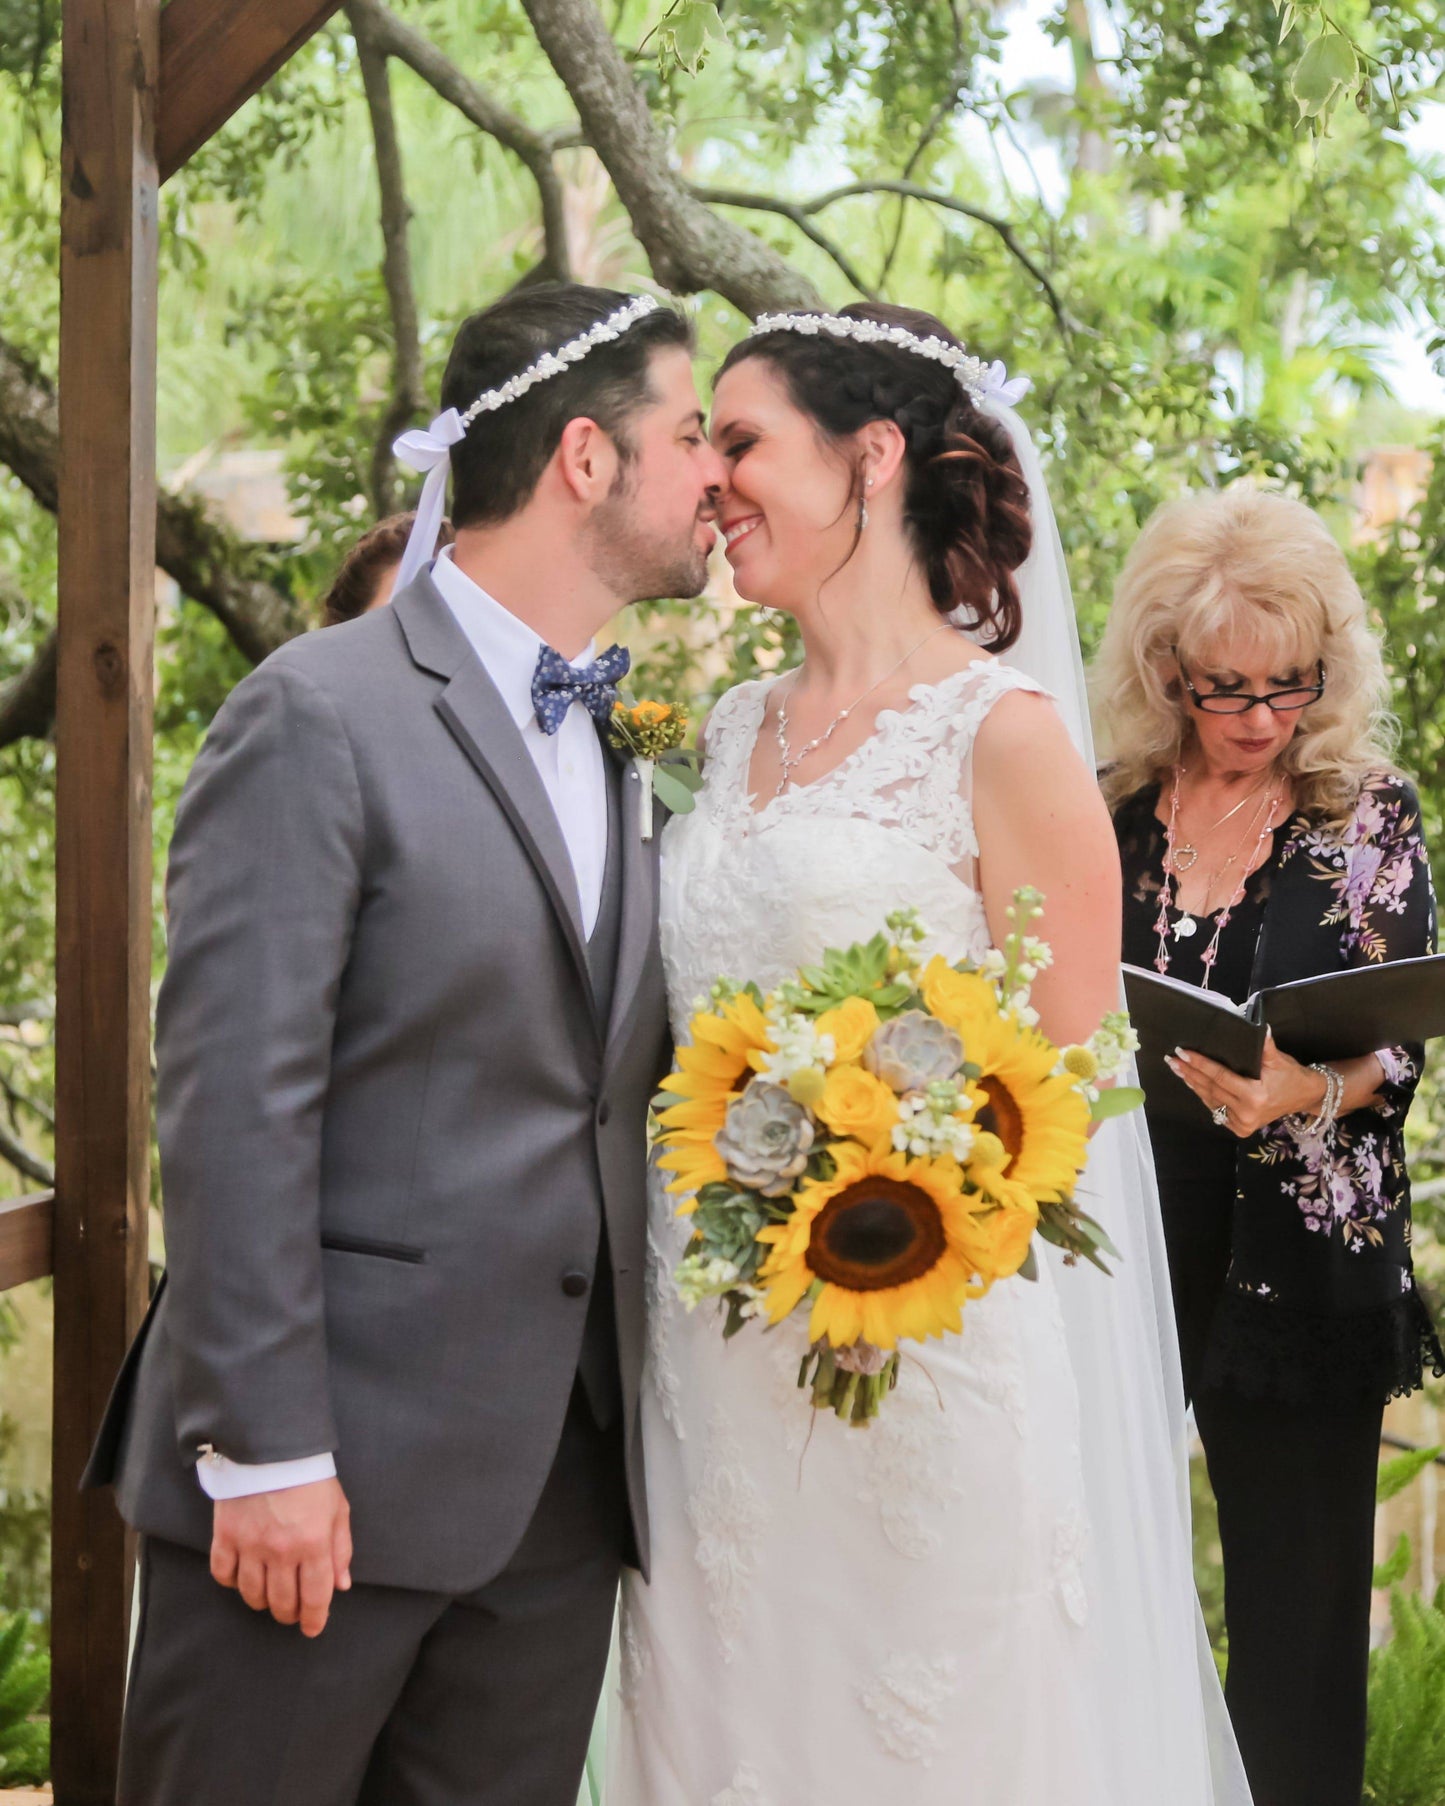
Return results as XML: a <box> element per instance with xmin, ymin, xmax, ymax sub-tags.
<box><xmin>584</xmin><ymin>480</ymin><xmax>714</xmax><ymax>603</ymax></box>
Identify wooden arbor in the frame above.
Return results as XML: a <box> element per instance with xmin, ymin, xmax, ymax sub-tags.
<box><xmin>0</xmin><ymin>3</ymin><xmax>340</xmax><ymax>1798</ymax></box>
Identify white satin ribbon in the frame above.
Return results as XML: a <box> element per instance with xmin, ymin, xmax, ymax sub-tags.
<box><xmin>978</xmin><ymin>362</ymin><xmax>1032</xmax><ymax>408</ymax></box>
<box><xmin>392</xmin><ymin>407</ymin><xmax>467</xmax><ymax>593</ymax></box>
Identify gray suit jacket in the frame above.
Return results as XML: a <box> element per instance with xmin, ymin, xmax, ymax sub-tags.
<box><xmin>86</xmin><ymin>572</ymin><xmax>671</xmax><ymax>1593</ymax></box>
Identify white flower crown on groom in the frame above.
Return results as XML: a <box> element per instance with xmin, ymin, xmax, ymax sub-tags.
<box><xmin>391</xmin><ymin>294</ymin><xmax>662</xmax><ymax>592</ymax></box>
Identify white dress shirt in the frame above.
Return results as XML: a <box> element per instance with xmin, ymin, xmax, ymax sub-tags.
<box><xmin>198</xmin><ymin>553</ymin><xmax>613</xmax><ymax>1500</ymax></box>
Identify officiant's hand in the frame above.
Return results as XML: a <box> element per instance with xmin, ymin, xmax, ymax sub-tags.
<box><xmin>211</xmin><ymin>1476</ymin><xmax>353</xmax><ymax>1638</ymax></box>
<box><xmin>1165</xmin><ymin>1033</ymin><xmax>1324</xmax><ymax>1139</ymax></box>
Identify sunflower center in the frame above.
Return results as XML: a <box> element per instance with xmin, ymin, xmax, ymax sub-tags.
<box><xmin>975</xmin><ymin>1078</ymin><xmax>1024</xmax><ymax>1175</ymax></box>
<box><xmin>806</xmin><ymin>1177</ymin><xmax>948</xmax><ymax>1291</ymax></box>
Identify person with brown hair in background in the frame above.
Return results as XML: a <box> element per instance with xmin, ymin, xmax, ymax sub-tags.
<box><xmin>319</xmin><ymin>513</ymin><xmax>456</xmax><ymax>626</ymax></box>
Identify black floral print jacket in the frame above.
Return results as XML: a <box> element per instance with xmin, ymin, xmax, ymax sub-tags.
<box><xmin>1115</xmin><ymin>774</ymin><xmax>1445</xmax><ymax>1404</ymax></box>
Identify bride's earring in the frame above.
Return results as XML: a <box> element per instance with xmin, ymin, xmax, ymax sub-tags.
<box><xmin>859</xmin><ymin>475</ymin><xmax>874</xmax><ymax>531</ymax></box>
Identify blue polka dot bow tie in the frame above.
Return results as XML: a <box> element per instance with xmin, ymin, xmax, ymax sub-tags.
<box><xmin>530</xmin><ymin>641</ymin><xmax>631</xmax><ymax>736</ymax></box>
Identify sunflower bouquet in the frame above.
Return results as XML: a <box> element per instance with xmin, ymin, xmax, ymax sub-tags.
<box><xmin>657</xmin><ymin>892</ymin><xmax>1142</xmax><ymax>1425</ymax></box>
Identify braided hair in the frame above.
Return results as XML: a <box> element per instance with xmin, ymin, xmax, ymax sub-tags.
<box><xmin>718</xmin><ymin>303</ymin><xmax>1031</xmax><ymax>649</ymax></box>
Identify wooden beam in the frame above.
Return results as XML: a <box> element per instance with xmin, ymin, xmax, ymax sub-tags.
<box><xmin>158</xmin><ymin>0</ymin><xmax>344</xmax><ymax>182</ymax></box>
<box><xmin>0</xmin><ymin>1193</ymin><xmax>54</xmax><ymax>1292</ymax></box>
<box><xmin>55</xmin><ymin>0</ymin><xmax>159</xmax><ymax>1795</ymax></box>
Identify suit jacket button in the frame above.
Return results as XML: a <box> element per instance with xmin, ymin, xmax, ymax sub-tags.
<box><xmin>597</xmin><ymin>1098</ymin><xmax>611</xmax><ymax>1126</ymax></box>
<box><xmin>561</xmin><ymin>1271</ymin><xmax>590</xmax><ymax>1298</ymax></box>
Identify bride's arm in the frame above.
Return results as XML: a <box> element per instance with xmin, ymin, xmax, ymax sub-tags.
<box><xmin>971</xmin><ymin>689</ymin><xmax>1122</xmax><ymax>1049</ymax></box>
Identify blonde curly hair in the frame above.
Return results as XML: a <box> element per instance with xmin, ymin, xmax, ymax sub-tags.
<box><xmin>1093</xmin><ymin>484</ymin><xmax>1398</xmax><ymax>830</ymax></box>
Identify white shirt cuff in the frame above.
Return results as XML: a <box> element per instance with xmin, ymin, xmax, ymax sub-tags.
<box><xmin>195</xmin><ymin>1450</ymin><xmax>337</xmax><ymax>1500</ymax></box>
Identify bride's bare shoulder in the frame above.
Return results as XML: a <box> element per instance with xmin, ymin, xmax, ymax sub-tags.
<box><xmin>908</xmin><ymin>629</ymin><xmax>994</xmax><ymax>688</ymax></box>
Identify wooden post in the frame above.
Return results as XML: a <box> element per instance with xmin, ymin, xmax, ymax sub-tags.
<box><xmin>54</xmin><ymin>0</ymin><xmax>159</xmax><ymax>1796</ymax></box>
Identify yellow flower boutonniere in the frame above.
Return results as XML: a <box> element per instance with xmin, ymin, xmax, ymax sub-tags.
<box><xmin>608</xmin><ymin>696</ymin><xmax>704</xmax><ymax>840</ymax></box>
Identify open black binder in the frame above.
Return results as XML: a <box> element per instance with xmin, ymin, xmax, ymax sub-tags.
<box><xmin>1122</xmin><ymin>955</ymin><xmax>1445</xmax><ymax>1125</ymax></box>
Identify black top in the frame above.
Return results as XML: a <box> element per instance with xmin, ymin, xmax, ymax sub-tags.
<box><xmin>1115</xmin><ymin>774</ymin><xmax>1445</xmax><ymax>1405</ymax></box>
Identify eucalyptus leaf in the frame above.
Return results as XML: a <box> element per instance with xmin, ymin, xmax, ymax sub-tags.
<box><xmin>652</xmin><ymin>763</ymin><xmax>699</xmax><ymax>816</ymax></box>
<box><xmin>1090</xmin><ymin>1085</ymin><xmax>1146</xmax><ymax>1120</ymax></box>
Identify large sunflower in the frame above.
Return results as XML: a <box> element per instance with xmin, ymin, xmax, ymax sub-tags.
<box><xmin>655</xmin><ymin>992</ymin><xmax>772</xmax><ymax>1200</ymax></box>
<box><xmin>756</xmin><ymin>1141</ymin><xmax>1026</xmax><ymax>1350</ymax></box>
<box><xmin>922</xmin><ymin>957</ymin><xmax>1088</xmax><ymax>1203</ymax></box>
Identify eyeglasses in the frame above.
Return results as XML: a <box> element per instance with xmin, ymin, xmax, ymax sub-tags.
<box><xmin>1177</xmin><ymin>658</ymin><xmax>1325</xmax><ymax>716</ymax></box>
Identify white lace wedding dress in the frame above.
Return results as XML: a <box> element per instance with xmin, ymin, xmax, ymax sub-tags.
<box><xmin>607</xmin><ymin>658</ymin><xmax>1147</xmax><ymax>1804</ymax></box>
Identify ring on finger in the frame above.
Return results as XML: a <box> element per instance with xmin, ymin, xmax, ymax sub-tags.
<box><xmin>1211</xmin><ymin>1103</ymin><xmax>1229</xmax><ymax>1128</ymax></box>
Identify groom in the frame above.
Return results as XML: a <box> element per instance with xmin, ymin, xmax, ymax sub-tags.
<box><xmin>85</xmin><ymin>284</ymin><xmax>725</xmax><ymax>1804</ymax></box>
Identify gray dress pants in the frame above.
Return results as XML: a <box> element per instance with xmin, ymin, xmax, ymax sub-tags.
<box><xmin>117</xmin><ymin>1387</ymin><xmax>627</xmax><ymax>1806</ymax></box>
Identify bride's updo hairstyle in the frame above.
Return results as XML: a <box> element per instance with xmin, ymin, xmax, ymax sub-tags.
<box><xmin>718</xmin><ymin>303</ymin><xmax>1032</xmax><ymax>649</ymax></box>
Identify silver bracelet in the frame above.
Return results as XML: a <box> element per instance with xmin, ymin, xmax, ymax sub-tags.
<box><xmin>1300</xmin><ymin>1062</ymin><xmax>1343</xmax><ymax>1137</ymax></box>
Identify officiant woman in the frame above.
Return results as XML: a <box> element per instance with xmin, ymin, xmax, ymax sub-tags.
<box><xmin>1094</xmin><ymin>483</ymin><xmax>1443</xmax><ymax>1806</ymax></box>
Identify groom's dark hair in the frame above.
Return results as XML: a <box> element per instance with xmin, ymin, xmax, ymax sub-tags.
<box><xmin>440</xmin><ymin>285</ymin><xmax>693</xmax><ymax>528</ymax></box>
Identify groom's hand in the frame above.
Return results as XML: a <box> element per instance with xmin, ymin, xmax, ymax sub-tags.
<box><xmin>210</xmin><ymin>1476</ymin><xmax>353</xmax><ymax>1638</ymax></box>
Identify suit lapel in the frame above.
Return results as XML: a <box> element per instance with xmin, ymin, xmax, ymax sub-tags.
<box><xmin>604</xmin><ymin>752</ymin><xmax>660</xmax><ymax>1058</ymax></box>
<box><xmin>393</xmin><ymin>573</ymin><xmax>597</xmax><ymax>1017</ymax></box>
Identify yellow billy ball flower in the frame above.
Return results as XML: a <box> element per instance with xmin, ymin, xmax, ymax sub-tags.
<box><xmin>814</xmin><ymin>1064</ymin><xmax>899</xmax><ymax>1151</ymax></box>
<box><xmin>1062</xmin><ymin>1045</ymin><xmax>1099</xmax><ymax>1083</ymax></box>
<box><xmin>786</xmin><ymin>1066</ymin><xmax>828</xmax><ymax>1110</ymax></box>
<box><xmin>816</xmin><ymin>996</ymin><xmax>881</xmax><ymax>1065</ymax></box>
<box><xmin>970</xmin><ymin>1129</ymin><xmax>1009</xmax><ymax>1169</ymax></box>
<box><xmin>756</xmin><ymin>1141</ymin><xmax>1004</xmax><ymax>1351</ymax></box>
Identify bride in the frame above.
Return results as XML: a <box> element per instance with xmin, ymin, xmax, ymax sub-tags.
<box><xmin>606</xmin><ymin>304</ymin><xmax>1251</xmax><ymax>1804</ymax></box>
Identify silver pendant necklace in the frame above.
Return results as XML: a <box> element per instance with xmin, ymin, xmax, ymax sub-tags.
<box><xmin>772</xmin><ymin>623</ymin><xmax>951</xmax><ymax>798</ymax></box>
<box><xmin>1155</xmin><ymin>766</ymin><xmax>1282</xmax><ymax>985</ymax></box>
<box><xmin>1168</xmin><ymin>768</ymin><xmax>1274</xmax><ymax>874</ymax></box>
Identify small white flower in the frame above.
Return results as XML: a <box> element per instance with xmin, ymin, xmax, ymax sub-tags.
<box><xmin>674</xmin><ymin>1254</ymin><xmax>742</xmax><ymax>1309</ymax></box>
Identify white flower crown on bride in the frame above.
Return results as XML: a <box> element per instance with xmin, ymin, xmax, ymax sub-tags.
<box><xmin>391</xmin><ymin>294</ymin><xmax>661</xmax><ymax>592</ymax></box>
<box><xmin>749</xmin><ymin>311</ymin><xmax>1031</xmax><ymax>410</ymax></box>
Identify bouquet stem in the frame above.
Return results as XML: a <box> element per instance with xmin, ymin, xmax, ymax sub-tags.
<box><xmin>798</xmin><ymin>1344</ymin><xmax>901</xmax><ymax>1424</ymax></box>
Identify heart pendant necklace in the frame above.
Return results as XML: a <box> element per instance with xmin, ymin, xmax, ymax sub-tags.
<box><xmin>1167</xmin><ymin>768</ymin><xmax>1271</xmax><ymax>878</ymax></box>
<box><xmin>1154</xmin><ymin>766</ymin><xmax>1283</xmax><ymax>984</ymax></box>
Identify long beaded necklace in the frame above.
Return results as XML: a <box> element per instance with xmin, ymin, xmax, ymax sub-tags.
<box><xmin>771</xmin><ymin>622</ymin><xmax>952</xmax><ymax>799</ymax></box>
<box><xmin>1153</xmin><ymin>767</ymin><xmax>1282</xmax><ymax>987</ymax></box>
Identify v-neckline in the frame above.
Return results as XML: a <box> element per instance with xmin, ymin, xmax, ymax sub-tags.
<box><xmin>738</xmin><ymin>659</ymin><xmax>996</xmax><ymax>823</ymax></box>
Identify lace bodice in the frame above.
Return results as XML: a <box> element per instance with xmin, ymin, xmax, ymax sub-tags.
<box><xmin>658</xmin><ymin>659</ymin><xmax>1049</xmax><ymax>1028</ymax></box>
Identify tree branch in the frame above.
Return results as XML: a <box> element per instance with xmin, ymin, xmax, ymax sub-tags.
<box><xmin>0</xmin><ymin>1117</ymin><xmax>53</xmax><ymax>1189</ymax></box>
<box><xmin>690</xmin><ymin>188</ymin><xmax>879</xmax><ymax>300</ymax></box>
<box><xmin>705</xmin><ymin>179</ymin><xmax>1077</xmax><ymax>340</ymax></box>
<box><xmin>349</xmin><ymin>3</ymin><xmax>427</xmax><ymax>516</ymax></box>
<box><xmin>0</xmin><ymin>332</ymin><xmax>307</xmax><ymax>667</ymax></box>
<box><xmin>349</xmin><ymin>0</ymin><xmax>574</xmax><ymax>283</ymax></box>
<box><xmin>0</xmin><ymin>1068</ymin><xmax>55</xmax><ymax>1132</ymax></box>
<box><xmin>519</xmin><ymin>0</ymin><xmax>821</xmax><ymax>316</ymax></box>
<box><xmin>0</xmin><ymin>625</ymin><xmax>56</xmax><ymax>750</ymax></box>
<box><xmin>878</xmin><ymin>0</ymin><xmax>969</xmax><ymax>290</ymax></box>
